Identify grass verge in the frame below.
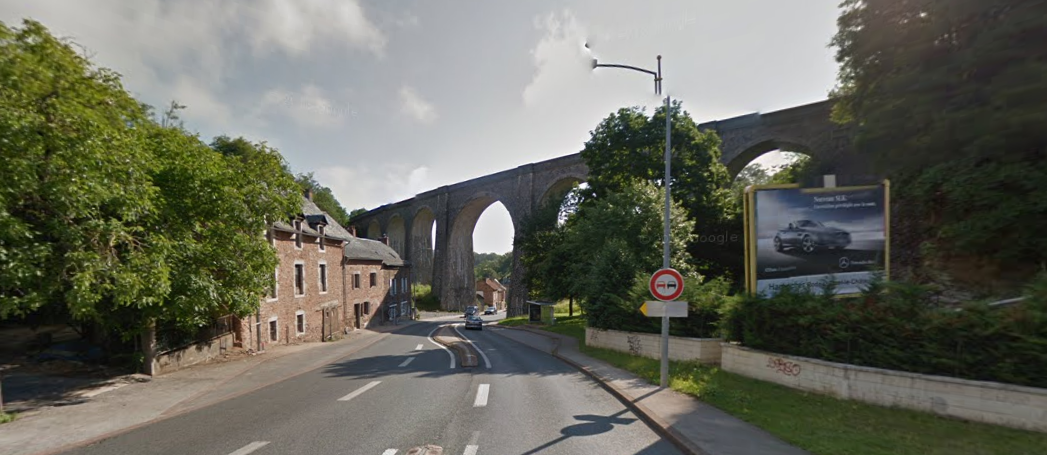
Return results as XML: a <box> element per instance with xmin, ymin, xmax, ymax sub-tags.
<box><xmin>522</xmin><ymin>315</ymin><xmax>1047</xmax><ymax>455</ymax></box>
<box><xmin>0</xmin><ymin>412</ymin><xmax>16</xmax><ymax>424</ymax></box>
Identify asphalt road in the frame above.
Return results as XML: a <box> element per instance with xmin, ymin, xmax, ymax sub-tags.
<box><xmin>755</xmin><ymin>238</ymin><xmax>885</xmax><ymax>279</ymax></box>
<box><xmin>56</xmin><ymin>318</ymin><xmax>680</xmax><ymax>455</ymax></box>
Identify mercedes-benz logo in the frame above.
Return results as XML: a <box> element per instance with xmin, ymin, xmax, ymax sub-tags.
<box><xmin>839</xmin><ymin>257</ymin><xmax>851</xmax><ymax>269</ymax></box>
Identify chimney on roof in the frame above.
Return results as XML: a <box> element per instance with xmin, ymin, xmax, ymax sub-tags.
<box><xmin>379</xmin><ymin>234</ymin><xmax>389</xmax><ymax>246</ymax></box>
<box><xmin>349</xmin><ymin>225</ymin><xmax>357</xmax><ymax>237</ymax></box>
<box><xmin>304</xmin><ymin>188</ymin><xmax>313</xmax><ymax>201</ymax></box>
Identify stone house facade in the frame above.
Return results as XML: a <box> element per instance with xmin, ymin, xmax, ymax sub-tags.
<box><xmin>345</xmin><ymin>234</ymin><xmax>411</xmax><ymax>329</ymax></box>
<box><xmin>236</xmin><ymin>194</ymin><xmax>410</xmax><ymax>351</ymax></box>
<box><xmin>475</xmin><ymin>277</ymin><xmax>507</xmax><ymax>310</ymax></box>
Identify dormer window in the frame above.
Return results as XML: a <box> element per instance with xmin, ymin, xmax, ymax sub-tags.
<box><xmin>318</xmin><ymin>225</ymin><xmax>326</xmax><ymax>251</ymax></box>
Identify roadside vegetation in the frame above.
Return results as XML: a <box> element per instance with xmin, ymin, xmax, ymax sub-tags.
<box><xmin>0</xmin><ymin>412</ymin><xmax>16</xmax><ymax>424</ymax></box>
<box><xmin>411</xmin><ymin>284</ymin><xmax>441</xmax><ymax>312</ymax></box>
<box><xmin>507</xmin><ymin>313</ymin><xmax>1047</xmax><ymax>455</ymax></box>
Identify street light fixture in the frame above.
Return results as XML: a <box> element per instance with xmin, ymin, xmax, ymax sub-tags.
<box><xmin>589</xmin><ymin>45</ymin><xmax>673</xmax><ymax>389</ymax></box>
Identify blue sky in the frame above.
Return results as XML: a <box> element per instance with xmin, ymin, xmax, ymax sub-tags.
<box><xmin>0</xmin><ymin>0</ymin><xmax>843</xmax><ymax>254</ymax></box>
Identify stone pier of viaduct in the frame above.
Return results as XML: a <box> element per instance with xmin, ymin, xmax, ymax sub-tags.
<box><xmin>350</xmin><ymin>99</ymin><xmax>856</xmax><ymax>315</ymax></box>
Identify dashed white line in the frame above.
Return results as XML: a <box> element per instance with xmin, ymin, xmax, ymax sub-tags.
<box><xmin>464</xmin><ymin>430</ymin><xmax>481</xmax><ymax>455</ymax></box>
<box><xmin>228</xmin><ymin>441</ymin><xmax>269</xmax><ymax>455</ymax></box>
<box><xmin>399</xmin><ymin>357</ymin><xmax>415</xmax><ymax>367</ymax></box>
<box><xmin>473</xmin><ymin>383</ymin><xmax>490</xmax><ymax>407</ymax></box>
<box><xmin>453</xmin><ymin>324</ymin><xmax>492</xmax><ymax>369</ymax></box>
<box><xmin>427</xmin><ymin>325</ymin><xmax>457</xmax><ymax>369</ymax></box>
<box><xmin>338</xmin><ymin>380</ymin><xmax>381</xmax><ymax>401</ymax></box>
<box><xmin>415</xmin><ymin>343</ymin><xmax>424</xmax><ymax>350</ymax></box>
<box><xmin>463</xmin><ymin>445</ymin><xmax>479</xmax><ymax>455</ymax></box>
<box><xmin>382</xmin><ymin>450</ymin><xmax>398</xmax><ymax>455</ymax></box>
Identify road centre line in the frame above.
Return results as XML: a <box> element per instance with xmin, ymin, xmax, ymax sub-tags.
<box><xmin>463</xmin><ymin>445</ymin><xmax>479</xmax><ymax>455</ymax></box>
<box><xmin>474</xmin><ymin>383</ymin><xmax>490</xmax><ymax>407</ymax></box>
<box><xmin>427</xmin><ymin>325</ymin><xmax>457</xmax><ymax>369</ymax></box>
<box><xmin>453</xmin><ymin>324</ymin><xmax>492</xmax><ymax>369</ymax></box>
<box><xmin>338</xmin><ymin>380</ymin><xmax>381</xmax><ymax>401</ymax></box>
<box><xmin>399</xmin><ymin>357</ymin><xmax>415</xmax><ymax>367</ymax></box>
<box><xmin>228</xmin><ymin>441</ymin><xmax>269</xmax><ymax>455</ymax></box>
<box><xmin>382</xmin><ymin>450</ymin><xmax>397</xmax><ymax>455</ymax></box>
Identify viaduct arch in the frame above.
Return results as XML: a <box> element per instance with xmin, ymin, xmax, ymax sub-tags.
<box><xmin>350</xmin><ymin>99</ymin><xmax>855</xmax><ymax>315</ymax></box>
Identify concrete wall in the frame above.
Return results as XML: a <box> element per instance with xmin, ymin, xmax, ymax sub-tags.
<box><xmin>585</xmin><ymin>327</ymin><xmax>722</xmax><ymax>365</ymax></box>
<box><xmin>153</xmin><ymin>332</ymin><xmax>235</xmax><ymax>376</ymax></box>
<box><xmin>721</xmin><ymin>343</ymin><xmax>1047</xmax><ymax>433</ymax></box>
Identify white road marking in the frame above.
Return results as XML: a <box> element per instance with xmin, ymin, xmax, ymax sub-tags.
<box><xmin>453</xmin><ymin>324</ymin><xmax>492</xmax><ymax>369</ymax></box>
<box><xmin>338</xmin><ymin>381</ymin><xmax>381</xmax><ymax>401</ymax></box>
<box><xmin>399</xmin><ymin>357</ymin><xmax>415</xmax><ymax>367</ymax></box>
<box><xmin>415</xmin><ymin>343</ymin><xmax>424</xmax><ymax>350</ymax></box>
<box><xmin>382</xmin><ymin>450</ymin><xmax>398</xmax><ymax>455</ymax></box>
<box><xmin>228</xmin><ymin>441</ymin><xmax>269</xmax><ymax>455</ymax></box>
<box><xmin>463</xmin><ymin>445</ymin><xmax>479</xmax><ymax>455</ymax></box>
<box><xmin>427</xmin><ymin>325</ymin><xmax>456</xmax><ymax>369</ymax></box>
<box><xmin>464</xmin><ymin>430</ymin><xmax>480</xmax><ymax>455</ymax></box>
<box><xmin>473</xmin><ymin>383</ymin><xmax>490</xmax><ymax>407</ymax></box>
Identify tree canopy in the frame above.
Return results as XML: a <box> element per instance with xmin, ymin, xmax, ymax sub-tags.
<box><xmin>294</xmin><ymin>172</ymin><xmax>352</xmax><ymax>227</ymax></box>
<box><xmin>830</xmin><ymin>0</ymin><xmax>1047</xmax><ymax>285</ymax></box>
<box><xmin>0</xmin><ymin>19</ymin><xmax>300</xmax><ymax>343</ymax></box>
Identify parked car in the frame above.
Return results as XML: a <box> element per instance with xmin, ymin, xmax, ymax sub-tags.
<box><xmin>774</xmin><ymin>220</ymin><xmax>851</xmax><ymax>253</ymax></box>
<box><xmin>483</xmin><ymin>305</ymin><xmax>496</xmax><ymax>315</ymax></box>
<box><xmin>464</xmin><ymin>315</ymin><xmax>484</xmax><ymax>330</ymax></box>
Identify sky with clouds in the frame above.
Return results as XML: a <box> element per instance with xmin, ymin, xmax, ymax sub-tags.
<box><xmin>0</xmin><ymin>0</ymin><xmax>844</xmax><ymax>254</ymax></box>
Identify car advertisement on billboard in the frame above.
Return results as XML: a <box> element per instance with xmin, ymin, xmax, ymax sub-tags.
<box><xmin>745</xmin><ymin>182</ymin><xmax>890</xmax><ymax>297</ymax></box>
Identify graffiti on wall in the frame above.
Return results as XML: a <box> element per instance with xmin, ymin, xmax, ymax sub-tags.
<box><xmin>766</xmin><ymin>357</ymin><xmax>802</xmax><ymax>376</ymax></box>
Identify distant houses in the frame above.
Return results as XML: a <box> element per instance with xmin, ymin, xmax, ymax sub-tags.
<box><xmin>235</xmin><ymin>191</ymin><xmax>410</xmax><ymax>351</ymax></box>
<box><xmin>475</xmin><ymin>277</ymin><xmax>507</xmax><ymax>310</ymax></box>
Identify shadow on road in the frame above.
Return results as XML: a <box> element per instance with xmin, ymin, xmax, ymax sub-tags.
<box><xmin>519</xmin><ymin>409</ymin><xmax>639</xmax><ymax>455</ymax></box>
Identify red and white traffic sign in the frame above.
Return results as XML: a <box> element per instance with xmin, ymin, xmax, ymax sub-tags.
<box><xmin>649</xmin><ymin>268</ymin><xmax>684</xmax><ymax>301</ymax></box>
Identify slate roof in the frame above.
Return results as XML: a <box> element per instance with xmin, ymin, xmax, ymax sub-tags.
<box><xmin>272</xmin><ymin>197</ymin><xmax>354</xmax><ymax>241</ymax></box>
<box><xmin>344</xmin><ymin>237</ymin><xmax>406</xmax><ymax>267</ymax></box>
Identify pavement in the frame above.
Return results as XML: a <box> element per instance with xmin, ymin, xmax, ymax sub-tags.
<box><xmin>0</xmin><ymin>320</ymin><xmax>418</xmax><ymax>455</ymax></box>
<box><xmin>0</xmin><ymin>312</ymin><xmax>809</xmax><ymax>455</ymax></box>
<box><xmin>490</xmin><ymin>323</ymin><xmax>810</xmax><ymax>455</ymax></box>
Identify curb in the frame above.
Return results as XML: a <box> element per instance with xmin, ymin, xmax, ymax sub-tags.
<box><xmin>505</xmin><ymin>326</ymin><xmax>709</xmax><ymax>455</ymax></box>
<box><xmin>431</xmin><ymin>325</ymin><xmax>479</xmax><ymax>368</ymax></box>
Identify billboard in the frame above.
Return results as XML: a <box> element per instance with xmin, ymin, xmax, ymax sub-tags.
<box><xmin>744</xmin><ymin>181</ymin><xmax>890</xmax><ymax>297</ymax></box>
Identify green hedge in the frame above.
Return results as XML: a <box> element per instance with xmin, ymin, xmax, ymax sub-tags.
<box><xmin>411</xmin><ymin>284</ymin><xmax>441</xmax><ymax>312</ymax></box>
<box><xmin>583</xmin><ymin>273</ymin><xmax>734</xmax><ymax>339</ymax></box>
<box><xmin>721</xmin><ymin>275</ymin><xmax>1047</xmax><ymax>388</ymax></box>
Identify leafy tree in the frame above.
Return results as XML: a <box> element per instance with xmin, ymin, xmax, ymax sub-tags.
<box><xmin>560</xmin><ymin>181</ymin><xmax>696</xmax><ymax>328</ymax></box>
<box><xmin>516</xmin><ymin>187</ymin><xmax>577</xmax><ymax>306</ymax></box>
<box><xmin>349</xmin><ymin>207</ymin><xmax>368</xmax><ymax>219</ymax></box>
<box><xmin>295</xmin><ymin>172</ymin><xmax>352</xmax><ymax>227</ymax></box>
<box><xmin>579</xmin><ymin>100</ymin><xmax>736</xmax><ymax>279</ymax></box>
<box><xmin>0</xmin><ymin>19</ymin><xmax>166</xmax><ymax>322</ymax></box>
<box><xmin>768</xmin><ymin>153</ymin><xmax>812</xmax><ymax>185</ymax></box>
<box><xmin>473</xmin><ymin>251</ymin><xmax>512</xmax><ymax>281</ymax></box>
<box><xmin>830</xmin><ymin>0</ymin><xmax>1047</xmax><ymax>284</ymax></box>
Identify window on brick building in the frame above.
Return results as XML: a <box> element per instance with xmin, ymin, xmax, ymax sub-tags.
<box><xmin>353</xmin><ymin>273</ymin><xmax>361</xmax><ymax>289</ymax></box>
<box><xmin>318</xmin><ymin>225</ymin><xmax>326</xmax><ymax>252</ymax></box>
<box><xmin>364</xmin><ymin>301</ymin><xmax>371</xmax><ymax>315</ymax></box>
<box><xmin>295</xmin><ymin>310</ymin><xmax>305</xmax><ymax>335</ymax></box>
<box><xmin>294</xmin><ymin>263</ymin><xmax>305</xmax><ymax>296</ymax></box>
<box><xmin>319</xmin><ymin>263</ymin><xmax>328</xmax><ymax>293</ymax></box>
<box><xmin>370</xmin><ymin>272</ymin><xmax>377</xmax><ymax>287</ymax></box>
<box><xmin>267</xmin><ymin>267</ymin><xmax>278</xmax><ymax>300</ymax></box>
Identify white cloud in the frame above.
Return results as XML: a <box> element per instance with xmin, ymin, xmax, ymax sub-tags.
<box><xmin>399</xmin><ymin>86</ymin><xmax>437</xmax><ymax>124</ymax></box>
<box><xmin>241</xmin><ymin>0</ymin><xmax>386</xmax><ymax>58</ymax></box>
<box><xmin>521</xmin><ymin>10</ymin><xmax>593</xmax><ymax>107</ymax></box>
<box><xmin>315</xmin><ymin>164</ymin><xmax>437</xmax><ymax>213</ymax></box>
<box><xmin>255</xmin><ymin>84</ymin><xmax>354</xmax><ymax>130</ymax></box>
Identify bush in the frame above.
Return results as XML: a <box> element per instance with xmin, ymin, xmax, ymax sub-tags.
<box><xmin>721</xmin><ymin>274</ymin><xmax>1047</xmax><ymax>388</ymax></box>
<box><xmin>411</xmin><ymin>284</ymin><xmax>441</xmax><ymax>311</ymax></box>
<box><xmin>583</xmin><ymin>273</ymin><xmax>735</xmax><ymax>338</ymax></box>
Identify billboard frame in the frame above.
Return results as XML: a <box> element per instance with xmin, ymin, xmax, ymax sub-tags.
<box><xmin>743</xmin><ymin>180</ymin><xmax>890</xmax><ymax>298</ymax></box>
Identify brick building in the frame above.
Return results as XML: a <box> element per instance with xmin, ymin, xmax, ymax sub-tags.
<box><xmin>236</xmin><ymin>193</ymin><xmax>410</xmax><ymax>351</ymax></box>
<box><xmin>475</xmin><ymin>277</ymin><xmax>507</xmax><ymax>310</ymax></box>
<box><xmin>344</xmin><ymin>234</ymin><xmax>411</xmax><ymax>329</ymax></box>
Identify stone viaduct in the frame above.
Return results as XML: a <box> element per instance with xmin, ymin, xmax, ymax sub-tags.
<box><xmin>350</xmin><ymin>99</ymin><xmax>855</xmax><ymax>315</ymax></box>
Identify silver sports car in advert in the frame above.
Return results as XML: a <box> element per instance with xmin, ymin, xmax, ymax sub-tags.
<box><xmin>773</xmin><ymin>220</ymin><xmax>851</xmax><ymax>253</ymax></box>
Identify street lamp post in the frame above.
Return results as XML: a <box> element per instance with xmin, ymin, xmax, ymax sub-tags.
<box><xmin>591</xmin><ymin>51</ymin><xmax>673</xmax><ymax>389</ymax></box>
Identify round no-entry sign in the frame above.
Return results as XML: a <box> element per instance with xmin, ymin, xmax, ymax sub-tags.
<box><xmin>649</xmin><ymin>268</ymin><xmax>684</xmax><ymax>301</ymax></box>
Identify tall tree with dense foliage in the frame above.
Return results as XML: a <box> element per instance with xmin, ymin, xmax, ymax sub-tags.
<box><xmin>830</xmin><ymin>0</ymin><xmax>1047</xmax><ymax>286</ymax></box>
<box><xmin>580</xmin><ymin>100</ymin><xmax>736</xmax><ymax>279</ymax></box>
<box><xmin>0</xmin><ymin>20</ymin><xmax>301</xmax><ymax>352</ymax></box>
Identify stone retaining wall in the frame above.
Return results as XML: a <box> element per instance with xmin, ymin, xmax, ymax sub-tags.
<box><xmin>152</xmin><ymin>332</ymin><xmax>235</xmax><ymax>376</ymax></box>
<box><xmin>585</xmin><ymin>327</ymin><xmax>722</xmax><ymax>365</ymax></box>
<box><xmin>721</xmin><ymin>343</ymin><xmax>1047</xmax><ymax>433</ymax></box>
